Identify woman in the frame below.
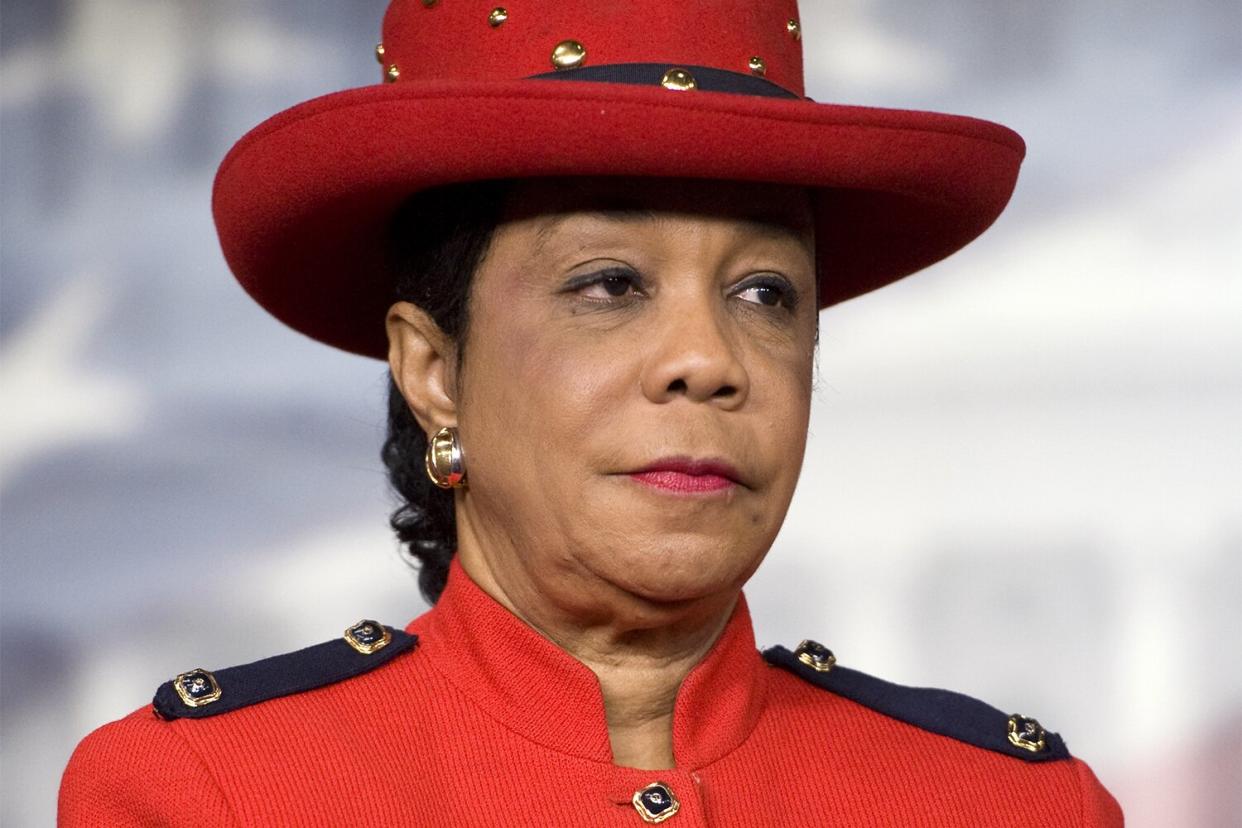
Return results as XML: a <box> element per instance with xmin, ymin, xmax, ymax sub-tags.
<box><xmin>59</xmin><ymin>1</ymin><xmax>1122</xmax><ymax>825</ymax></box>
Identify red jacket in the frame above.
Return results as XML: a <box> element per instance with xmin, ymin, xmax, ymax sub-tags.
<box><xmin>60</xmin><ymin>561</ymin><xmax>1122</xmax><ymax>826</ymax></box>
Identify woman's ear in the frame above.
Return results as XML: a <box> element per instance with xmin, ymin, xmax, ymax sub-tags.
<box><xmin>386</xmin><ymin>301</ymin><xmax>459</xmax><ymax>433</ymax></box>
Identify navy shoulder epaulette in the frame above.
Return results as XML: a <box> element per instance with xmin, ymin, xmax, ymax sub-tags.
<box><xmin>153</xmin><ymin>620</ymin><xmax>418</xmax><ymax>720</ymax></box>
<box><xmin>763</xmin><ymin>640</ymin><xmax>1070</xmax><ymax>763</ymax></box>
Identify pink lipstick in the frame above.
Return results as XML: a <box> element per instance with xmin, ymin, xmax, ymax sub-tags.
<box><xmin>628</xmin><ymin>458</ymin><xmax>741</xmax><ymax>494</ymax></box>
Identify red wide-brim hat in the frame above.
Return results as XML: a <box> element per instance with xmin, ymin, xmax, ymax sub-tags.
<box><xmin>213</xmin><ymin>0</ymin><xmax>1025</xmax><ymax>359</ymax></box>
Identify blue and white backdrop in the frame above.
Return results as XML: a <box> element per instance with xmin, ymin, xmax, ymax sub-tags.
<box><xmin>2</xmin><ymin>1</ymin><xmax>1239</xmax><ymax>824</ymax></box>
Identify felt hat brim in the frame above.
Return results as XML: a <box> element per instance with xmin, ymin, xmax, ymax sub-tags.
<box><xmin>213</xmin><ymin>78</ymin><xmax>1025</xmax><ymax>358</ymax></box>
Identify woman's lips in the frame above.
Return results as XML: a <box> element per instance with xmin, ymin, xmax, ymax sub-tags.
<box><xmin>629</xmin><ymin>470</ymin><xmax>736</xmax><ymax>493</ymax></box>
<box><xmin>627</xmin><ymin>458</ymin><xmax>741</xmax><ymax>494</ymax></box>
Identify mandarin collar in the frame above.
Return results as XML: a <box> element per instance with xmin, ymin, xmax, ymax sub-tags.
<box><xmin>406</xmin><ymin>558</ymin><xmax>768</xmax><ymax>769</ymax></box>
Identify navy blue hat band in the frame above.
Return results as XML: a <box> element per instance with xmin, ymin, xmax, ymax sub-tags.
<box><xmin>530</xmin><ymin>63</ymin><xmax>801</xmax><ymax>99</ymax></box>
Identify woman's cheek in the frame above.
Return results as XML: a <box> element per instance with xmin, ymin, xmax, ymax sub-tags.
<box><xmin>753</xmin><ymin>362</ymin><xmax>812</xmax><ymax>497</ymax></box>
<box><xmin>529</xmin><ymin>325</ymin><xmax>632</xmax><ymax>416</ymax></box>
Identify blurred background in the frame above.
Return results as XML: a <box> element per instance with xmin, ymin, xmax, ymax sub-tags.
<box><xmin>2</xmin><ymin>0</ymin><xmax>1239</xmax><ymax>824</ymax></box>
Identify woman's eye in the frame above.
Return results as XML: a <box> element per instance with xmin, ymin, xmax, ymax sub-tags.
<box><xmin>734</xmin><ymin>276</ymin><xmax>798</xmax><ymax>309</ymax></box>
<box><xmin>589</xmin><ymin>275</ymin><xmax>636</xmax><ymax>298</ymax></box>
<box><xmin>568</xmin><ymin>268</ymin><xmax>643</xmax><ymax>301</ymax></box>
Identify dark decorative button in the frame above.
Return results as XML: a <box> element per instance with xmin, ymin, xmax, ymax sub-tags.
<box><xmin>632</xmin><ymin>782</ymin><xmax>679</xmax><ymax>823</ymax></box>
<box><xmin>794</xmin><ymin>639</ymin><xmax>836</xmax><ymax>673</ymax></box>
<box><xmin>344</xmin><ymin>620</ymin><xmax>392</xmax><ymax>654</ymax></box>
<box><xmin>173</xmin><ymin>668</ymin><xmax>222</xmax><ymax>708</ymax></box>
<box><xmin>1007</xmin><ymin>714</ymin><xmax>1047</xmax><ymax>753</ymax></box>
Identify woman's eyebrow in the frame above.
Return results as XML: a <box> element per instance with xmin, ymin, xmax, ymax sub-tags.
<box><xmin>741</xmin><ymin>218</ymin><xmax>813</xmax><ymax>246</ymax></box>
<box><xmin>532</xmin><ymin>207</ymin><xmax>660</xmax><ymax>254</ymax></box>
<box><xmin>531</xmin><ymin>207</ymin><xmax>810</xmax><ymax>256</ymax></box>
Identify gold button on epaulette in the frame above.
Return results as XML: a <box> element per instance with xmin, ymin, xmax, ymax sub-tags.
<box><xmin>173</xmin><ymin>668</ymin><xmax>222</xmax><ymax>708</ymax></box>
<box><xmin>1007</xmin><ymin>714</ymin><xmax>1048</xmax><ymax>753</ymax></box>
<box><xmin>344</xmin><ymin>619</ymin><xmax>392</xmax><ymax>654</ymax></box>
<box><xmin>794</xmin><ymin>639</ymin><xmax>836</xmax><ymax>672</ymax></box>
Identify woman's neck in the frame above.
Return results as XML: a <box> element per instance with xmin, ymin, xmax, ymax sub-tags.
<box><xmin>558</xmin><ymin>608</ymin><xmax>733</xmax><ymax>769</ymax></box>
<box><xmin>457</xmin><ymin>544</ymin><xmax>736</xmax><ymax>770</ymax></box>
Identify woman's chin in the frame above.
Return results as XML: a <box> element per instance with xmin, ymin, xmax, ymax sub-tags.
<box><xmin>586</xmin><ymin>539</ymin><xmax>765</xmax><ymax>606</ymax></box>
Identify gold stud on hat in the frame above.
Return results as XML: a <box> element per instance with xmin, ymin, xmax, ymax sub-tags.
<box><xmin>374</xmin><ymin>43</ymin><xmax>386</xmax><ymax>64</ymax></box>
<box><xmin>748</xmin><ymin>56</ymin><xmax>767</xmax><ymax>76</ymax></box>
<box><xmin>787</xmin><ymin>18</ymin><xmax>801</xmax><ymax>40</ymax></box>
<box><xmin>488</xmin><ymin>7</ymin><xmax>509</xmax><ymax>27</ymax></box>
<box><xmin>660</xmin><ymin>67</ymin><xmax>698</xmax><ymax>91</ymax></box>
<box><xmin>551</xmin><ymin>40</ymin><xmax>587</xmax><ymax>70</ymax></box>
<box><xmin>385</xmin><ymin>64</ymin><xmax>401</xmax><ymax>83</ymax></box>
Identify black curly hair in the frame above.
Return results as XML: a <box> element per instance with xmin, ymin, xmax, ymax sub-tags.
<box><xmin>381</xmin><ymin>180</ymin><xmax>510</xmax><ymax>605</ymax></box>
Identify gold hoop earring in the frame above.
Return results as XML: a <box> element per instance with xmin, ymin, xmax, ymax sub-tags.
<box><xmin>424</xmin><ymin>426</ymin><xmax>467</xmax><ymax>489</ymax></box>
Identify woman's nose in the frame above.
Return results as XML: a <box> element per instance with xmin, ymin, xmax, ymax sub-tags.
<box><xmin>640</xmin><ymin>301</ymin><xmax>750</xmax><ymax>409</ymax></box>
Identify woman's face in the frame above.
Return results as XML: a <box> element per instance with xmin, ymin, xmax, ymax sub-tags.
<box><xmin>420</xmin><ymin>178</ymin><xmax>817</xmax><ymax>619</ymax></box>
